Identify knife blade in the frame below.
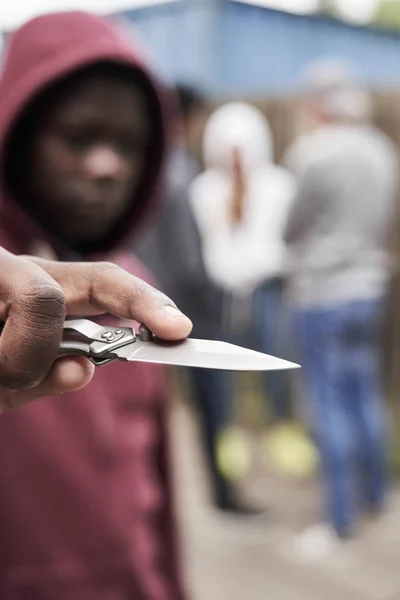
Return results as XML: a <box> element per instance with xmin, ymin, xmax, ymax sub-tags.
<box><xmin>112</xmin><ymin>337</ymin><xmax>299</xmax><ymax>371</ymax></box>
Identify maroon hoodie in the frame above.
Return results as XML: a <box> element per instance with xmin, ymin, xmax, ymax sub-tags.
<box><xmin>0</xmin><ymin>12</ymin><xmax>185</xmax><ymax>600</ymax></box>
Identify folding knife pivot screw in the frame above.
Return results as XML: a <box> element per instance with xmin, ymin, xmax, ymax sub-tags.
<box><xmin>101</xmin><ymin>330</ymin><xmax>115</xmax><ymax>341</ymax></box>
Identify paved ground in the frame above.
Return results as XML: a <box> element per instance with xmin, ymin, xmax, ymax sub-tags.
<box><xmin>171</xmin><ymin>403</ymin><xmax>400</xmax><ymax>600</ymax></box>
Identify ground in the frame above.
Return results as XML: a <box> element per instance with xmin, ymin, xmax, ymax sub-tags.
<box><xmin>172</xmin><ymin>403</ymin><xmax>400</xmax><ymax>600</ymax></box>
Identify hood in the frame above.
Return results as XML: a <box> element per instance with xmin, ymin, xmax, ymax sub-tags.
<box><xmin>0</xmin><ymin>11</ymin><xmax>169</xmax><ymax>256</ymax></box>
<box><xmin>202</xmin><ymin>102</ymin><xmax>273</xmax><ymax>173</ymax></box>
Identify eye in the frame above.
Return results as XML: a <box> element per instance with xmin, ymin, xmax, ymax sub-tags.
<box><xmin>59</xmin><ymin>123</ymin><xmax>101</xmax><ymax>151</ymax></box>
<box><xmin>119</xmin><ymin>136</ymin><xmax>138</xmax><ymax>155</ymax></box>
<box><xmin>118</xmin><ymin>134</ymin><xmax>149</xmax><ymax>157</ymax></box>
<box><xmin>64</xmin><ymin>130</ymin><xmax>91</xmax><ymax>150</ymax></box>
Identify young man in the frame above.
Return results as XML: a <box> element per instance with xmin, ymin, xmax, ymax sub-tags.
<box><xmin>0</xmin><ymin>11</ymin><xmax>188</xmax><ymax>599</ymax></box>
<box><xmin>284</xmin><ymin>59</ymin><xmax>398</xmax><ymax>541</ymax></box>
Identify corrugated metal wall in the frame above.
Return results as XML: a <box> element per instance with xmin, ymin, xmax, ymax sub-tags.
<box><xmin>221</xmin><ymin>2</ymin><xmax>400</xmax><ymax>95</ymax></box>
<box><xmin>118</xmin><ymin>0</ymin><xmax>222</xmax><ymax>88</ymax></box>
<box><xmin>3</xmin><ymin>2</ymin><xmax>400</xmax><ymax>95</ymax></box>
<box><xmin>3</xmin><ymin>0</ymin><xmax>398</xmax><ymax>95</ymax></box>
<box><xmin>119</xmin><ymin>0</ymin><xmax>400</xmax><ymax>96</ymax></box>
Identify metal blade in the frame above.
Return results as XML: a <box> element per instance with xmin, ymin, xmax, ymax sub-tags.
<box><xmin>113</xmin><ymin>338</ymin><xmax>299</xmax><ymax>371</ymax></box>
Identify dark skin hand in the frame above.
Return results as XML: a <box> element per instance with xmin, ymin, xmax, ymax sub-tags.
<box><xmin>0</xmin><ymin>248</ymin><xmax>192</xmax><ymax>411</ymax></box>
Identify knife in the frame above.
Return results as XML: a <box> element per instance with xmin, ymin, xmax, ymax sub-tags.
<box><xmin>59</xmin><ymin>319</ymin><xmax>299</xmax><ymax>371</ymax></box>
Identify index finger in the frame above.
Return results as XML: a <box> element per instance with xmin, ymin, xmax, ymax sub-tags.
<box><xmin>27</xmin><ymin>259</ymin><xmax>193</xmax><ymax>341</ymax></box>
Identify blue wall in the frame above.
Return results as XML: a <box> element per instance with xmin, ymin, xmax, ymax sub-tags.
<box><xmin>220</xmin><ymin>2</ymin><xmax>400</xmax><ymax>94</ymax></box>
<box><xmin>118</xmin><ymin>1</ymin><xmax>400</xmax><ymax>95</ymax></box>
<box><xmin>118</xmin><ymin>0</ymin><xmax>220</xmax><ymax>88</ymax></box>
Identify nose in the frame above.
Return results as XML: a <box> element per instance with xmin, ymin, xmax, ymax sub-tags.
<box><xmin>82</xmin><ymin>145</ymin><xmax>128</xmax><ymax>181</ymax></box>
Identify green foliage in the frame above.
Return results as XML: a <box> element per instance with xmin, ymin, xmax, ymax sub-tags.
<box><xmin>374</xmin><ymin>0</ymin><xmax>400</xmax><ymax>30</ymax></box>
<box><xmin>316</xmin><ymin>0</ymin><xmax>338</xmax><ymax>16</ymax></box>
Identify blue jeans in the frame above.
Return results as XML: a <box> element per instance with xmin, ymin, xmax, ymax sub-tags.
<box><xmin>253</xmin><ymin>281</ymin><xmax>292</xmax><ymax>420</ymax></box>
<box><xmin>189</xmin><ymin>368</ymin><xmax>233</xmax><ymax>505</ymax></box>
<box><xmin>295</xmin><ymin>299</ymin><xmax>388</xmax><ymax>535</ymax></box>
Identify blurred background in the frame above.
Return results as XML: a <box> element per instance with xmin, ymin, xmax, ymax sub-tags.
<box><xmin>4</xmin><ymin>1</ymin><xmax>400</xmax><ymax>599</ymax></box>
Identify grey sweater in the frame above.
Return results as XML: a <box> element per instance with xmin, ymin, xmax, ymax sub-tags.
<box><xmin>283</xmin><ymin>124</ymin><xmax>399</xmax><ymax>307</ymax></box>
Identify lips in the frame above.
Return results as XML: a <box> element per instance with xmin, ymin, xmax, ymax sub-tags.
<box><xmin>62</xmin><ymin>186</ymin><xmax>130</xmax><ymax>212</ymax></box>
<box><xmin>61</xmin><ymin>205</ymin><xmax>119</xmax><ymax>226</ymax></box>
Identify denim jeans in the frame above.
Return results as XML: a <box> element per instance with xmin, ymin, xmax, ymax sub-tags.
<box><xmin>253</xmin><ymin>280</ymin><xmax>292</xmax><ymax>421</ymax></box>
<box><xmin>295</xmin><ymin>298</ymin><xmax>389</xmax><ymax>535</ymax></box>
<box><xmin>189</xmin><ymin>367</ymin><xmax>233</xmax><ymax>505</ymax></box>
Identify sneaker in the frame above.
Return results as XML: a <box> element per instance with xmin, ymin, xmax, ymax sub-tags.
<box><xmin>279</xmin><ymin>524</ymin><xmax>341</xmax><ymax>563</ymax></box>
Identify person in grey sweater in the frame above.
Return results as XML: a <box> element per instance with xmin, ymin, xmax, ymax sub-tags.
<box><xmin>284</xmin><ymin>59</ymin><xmax>398</xmax><ymax>539</ymax></box>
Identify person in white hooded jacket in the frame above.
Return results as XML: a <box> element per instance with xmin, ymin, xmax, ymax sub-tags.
<box><xmin>190</xmin><ymin>102</ymin><xmax>296</xmax><ymax>420</ymax></box>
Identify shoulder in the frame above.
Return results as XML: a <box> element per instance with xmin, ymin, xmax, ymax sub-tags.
<box><xmin>283</xmin><ymin>129</ymin><xmax>335</xmax><ymax>175</ymax></box>
<box><xmin>365</xmin><ymin>127</ymin><xmax>399</xmax><ymax>163</ymax></box>
<box><xmin>255</xmin><ymin>165</ymin><xmax>297</xmax><ymax>199</ymax></box>
<box><xmin>285</xmin><ymin>126</ymin><xmax>379</xmax><ymax>178</ymax></box>
<box><xmin>190</xmin><ymin>169</ymin><xmax>225</xmax><ymax>196</ymax></box>
<box><xmin>270</xmin><ymin>164</ymin><xmax>297</xmax><ymax>190</ymax></box>
<box><xmin>189</xmin><ymin>170</ymin><xmax>229</xmax><ymax>229</ymax></box>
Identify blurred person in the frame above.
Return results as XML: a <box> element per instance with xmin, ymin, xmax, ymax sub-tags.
<box><xmin>283</xmin><ymin>58</ymin><xmax>398</xmax><ymax>542</ymax></box>
<box><xmin>135</xmin><ymin>84</ymin><xmax>211</xmax><ymax>313</ymax></box>
<box><xmin>167</xmin><ymin>84</ymin><xmax>207</xmax><ymax>191</ymax></box>
<box><xmin>0</xmin><ymin>11</ymin><xmax>191</xmax><ymax>599</ymax></box>
<box><xmin>190</xmin><ymin>102</ymin><xmax>296</xmax><ymax>422</ymax></box>
<box><xmin>135</xmin><ymin>88</ymin><xmax>250</xmax><ymax>514</ymax></box>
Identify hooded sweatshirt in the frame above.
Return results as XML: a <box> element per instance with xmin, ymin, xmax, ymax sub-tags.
<box><xmin>189</xmin><ymin>102</ymin><xmax>296</xmax><ymax>298</ymax></box>
<box><xmin>0</xmin><ymin>12</ymin><xmax>185</xmax><ymax>600</ymax></box>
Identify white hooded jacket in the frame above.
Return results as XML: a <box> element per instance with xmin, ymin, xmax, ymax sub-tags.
<box><xmin>189</xmin><ymin>102</ymin><xmax>296</xmax><ymax>297</ymax></box>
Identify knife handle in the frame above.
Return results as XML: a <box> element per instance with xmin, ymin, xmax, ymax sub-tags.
<box><xmin>0</xmin><ymin>320</ymin><xmax>142</xmax><ymax>368</ymax></box>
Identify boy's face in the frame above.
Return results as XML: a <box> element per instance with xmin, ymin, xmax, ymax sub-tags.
<box><xmin>28</xmin><ymin>74</ymin><xmax>152</xmax><ymax>243</ymax></box>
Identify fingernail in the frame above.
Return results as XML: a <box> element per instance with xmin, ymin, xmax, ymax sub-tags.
<box><xmin>163</xmin><ymin>305</ymin><xmax>186</xmax><ymax>318</ymax></box>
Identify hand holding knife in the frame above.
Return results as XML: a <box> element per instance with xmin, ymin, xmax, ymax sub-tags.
<box><xmin>0</xmin><ymin>251</ymin><xmax>298</xmax><ymax>412</ymax></box>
